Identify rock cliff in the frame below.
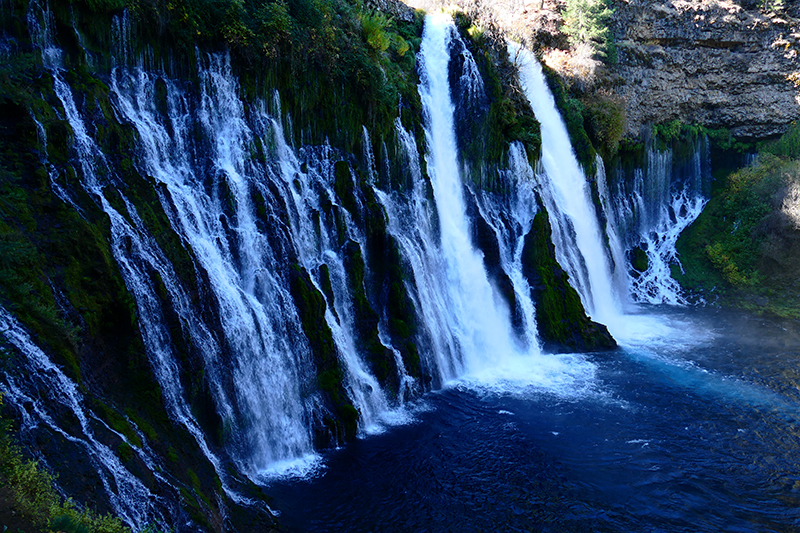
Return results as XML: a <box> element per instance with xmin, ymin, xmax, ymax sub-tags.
<box><xmin>402</xmin><ymin>0</ymin><xmax>800</xmax><ymax>140</ymax></box>
<box><xmin>612</xmin><ymin>0</ymin><xmax>800</xmax><ymax>139</ymax></box>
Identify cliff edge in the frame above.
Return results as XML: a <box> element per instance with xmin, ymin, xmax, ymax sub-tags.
<box><xmin>613</xmin><ymin>0</ymin><xmax>800</xmax><ymax>139</ymax></box>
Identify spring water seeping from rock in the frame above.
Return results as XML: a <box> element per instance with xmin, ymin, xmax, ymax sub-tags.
<box><xmin>600</xmin><ymin>140</ymin><xmax>711</xmax><ymax>305</ymax></box>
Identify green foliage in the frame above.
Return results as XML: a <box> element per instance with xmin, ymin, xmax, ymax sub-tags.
<box><xmin>652</xmin><ymin>120</ymin><xmax>753</xmax><ymax>155</ymax></box>
<box><xmin>71</xmin><ymin>0</ymin><xmax>127</xmax><ymax>12</ymax></box>
<box><xmin>563</xmin><ymin>0</ymin><xmax>614</xmax><ymax>57</ymax></box>
<box><xmin>582</xmin><ymin>91</ymin><xmax>626</xmax><ymax>159</ymax></box>
<box><xmin>758</xmin><ymin>0</ymin><xmax>785</xmax><ymax>13</ymax></box>
<box><xmin>760</xmin><ymin>121</ymin><xmax>800</xmax><ymax>159</ymax></box>
<box><xmin>359</xmin><ymin>10</ymin><xmax>391</xmax><ymax>52</ymax></box>
<box><xmin>676</xmin><ymin>143</ymin><xmax>800</xmax><ymax>316</ymax></box>
<box><xmin>122</xmin><ymin>0</ymin><xmax>424</xmax><ymax>154</ymax></box>
<box><xmin>652</xmin><ymin>119</ymin><xmax>683</xmax><ymax>145</ymax></box>
<box><xmin>0</xmin><ymin>396</ymin><xmax>130</xmax><ymax>533</ymax></box>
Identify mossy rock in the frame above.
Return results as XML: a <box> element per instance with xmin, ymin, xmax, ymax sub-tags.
<box><xmin>288</xmin><ymin>263</ymin><xmax>358</xmax><ymax>442</ymax></box>
<box><xmin>521</xmin><ymin>210</ymin><xmax>616</xmax><ymax>352</ymax></box>
<box><xmin>629</xmin><ymin>246</ymin><xmax>649</xmax><ymax>275</ymax></box>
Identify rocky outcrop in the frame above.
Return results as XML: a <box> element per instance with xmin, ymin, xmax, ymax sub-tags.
<box><xmin>611</xmin><ymin>0</ymin><xmax>800</xmax><ymax>139</ymax></box>
<box><xmin>402</xmin><ymin>0</ymin><xmax>800</xmax><ymax>141</ymax></box>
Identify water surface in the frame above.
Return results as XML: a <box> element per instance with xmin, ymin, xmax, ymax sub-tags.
<box><xmin>269</xmin><ymin>307</ymin><xmax>800</xmax><ymax>532</ymax></box>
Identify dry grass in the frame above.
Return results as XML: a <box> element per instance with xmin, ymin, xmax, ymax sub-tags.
<box><xmin>542</xmin><ymin>43</ymin><xmax>600</xmax><ymax>91</ymax></box>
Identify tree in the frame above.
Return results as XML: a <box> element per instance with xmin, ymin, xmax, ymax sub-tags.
<box><xmin>562</xmin><ymin>0</ymin><xmax>613</xmax><ymax>57</ymax></box>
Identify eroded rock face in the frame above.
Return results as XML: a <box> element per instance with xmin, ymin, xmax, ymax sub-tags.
<box><xmin>612</xmin><ymin>0</ymin><xmax>800</xmax><ymax>139</ymax></box>
<box><xmin>399</xmin><ymin>0</ymin><xmax>800</xmax><ymax>140</ymax></box>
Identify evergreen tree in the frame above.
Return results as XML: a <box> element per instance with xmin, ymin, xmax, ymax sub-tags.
<box><xmin>562</xmin><ymin>0</ymin><xmax>613</xmax><ymax>56</ymax></box>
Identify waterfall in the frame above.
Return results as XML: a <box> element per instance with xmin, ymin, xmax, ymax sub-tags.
<box><xmin>22</xmin><ymin>2</ymin><xmax>260</xmax><ymax>517</ymax></box>
<box><xmin>509</xmin><ymin>42</ymin><xmax>624</xmax><ymax>331</ymax></box>
<box><xmin>602</xmin><ymin>140</ymin><xmax>710</xmax><ymax>305</ymax></box>
<box><xmin>110</xmin><ymin>57</ymin><xmax>321</xmax><ymax>478</ymax></box>
<box><xmin>416</xmin><ymin>13</ymin><xmax>522</xmax><ymax>375</ymax></box>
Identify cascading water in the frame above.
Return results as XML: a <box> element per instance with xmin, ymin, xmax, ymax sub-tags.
<box><xmin>110</xmin><ymin>55</ymin><xmax>321</xmax><ymax>477</ymax></box>
<box><xmin>509</xmin><ymin>41</ymin><xmax>624</xmax><ymax>331</ymax></box>
<box><xmin>0</xmin><ymin>305</ymin><xmax>173</xmax><ymax>529</ymax></box>
<box><xmin>601</xmin><ymin>140</ymin><xmax>711</xmax><ymax>305</ymax></box>
<box><xmin>10</xmin><ymin>0</ymin><xmax>411</xmax><ymax>517</ymax></box>
<box><xmin>509</xmin><ymin>42</ymin><xmax>712</xmax><ymax>330</ymax></box>
<box><xmin>374</xmin><ymin>14</ymin><xmax>594</xmax><ymax>393</ymax></box>
<box><xmin>2</xmin><ymin>4</ymin><xmax>720</xmax><ymax>530</ymax></box>
<box><xmin>415</xmin><ymin>13</ymin><xmax>523</xmax><ymax>374</ymax></box>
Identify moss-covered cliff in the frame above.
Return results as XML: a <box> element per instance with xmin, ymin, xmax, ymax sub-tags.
<box><xmin>0</xmin><ymin>0</ymin><xmax>607</xmax><ymax>530</ymax></box>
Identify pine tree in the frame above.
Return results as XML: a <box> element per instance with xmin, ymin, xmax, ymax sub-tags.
<box><xmin>562</xmin><ymin>0</ymin><xmax>613</xmax><ymax>56</ymax></box>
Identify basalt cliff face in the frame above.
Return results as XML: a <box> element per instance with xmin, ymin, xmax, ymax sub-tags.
<box><xmin>407</xmin><ymin>0</ymin><xmax>800</xmax><ymax>140</ymax></box>
<box><xmin>612</xmin><ymin>0</ymin><xmax>800</xmax><ymax>139</ymax></box>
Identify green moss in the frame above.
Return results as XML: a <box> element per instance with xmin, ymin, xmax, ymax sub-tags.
<box><xmin>94</xmin><ymin>401</ymin><xmax>142</xmax><ymax>448</ymax></box>
<box><xmin>629</xmin><ymin>246</ymin><xmax>649</xmax><ymax>274</ymax></box>
<box><xmin>288</xmin><ymin>263</ymin><xmax>358</xmax><ymax>441</ymax></box>
<box><xmin>167</xmin><ymin>446</ymin><xmax>179</xmax><ymax>464</ymax></box>
<box><xmin>521</xmin><ymin>210</ymin><xmax>615</xmax><ymax>351</ymax></box>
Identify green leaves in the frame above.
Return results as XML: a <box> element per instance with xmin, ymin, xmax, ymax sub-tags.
<box><xmin>359</xmin><ymin>10</ymin><xmax>391</xmax><ymax>52</ymax></box>
<box><xmin>562</xmin><ymin>0</ymin><xmax>613</xmax><ymax>57</ymax></box>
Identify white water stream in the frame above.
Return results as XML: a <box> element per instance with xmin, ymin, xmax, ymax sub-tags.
<box><xmin>0</xmin><ymin>8</ymin><xmax>713</xmax><ymax>529</ymax></box>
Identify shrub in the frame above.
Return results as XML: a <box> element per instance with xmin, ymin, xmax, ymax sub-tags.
<box><xmin>582</xmin><ymin>91</ymin><xmax>626</xmax><ymax>157</ymax></box>
<box><xmin>359</xmin><ymin>11</ymin><xmax>391</xmax><ymax>52</ymax></box>
<box><xmin>0</xmin><ymin>396</ymin><xmax>131</xmax><ymax>533</ymax></box>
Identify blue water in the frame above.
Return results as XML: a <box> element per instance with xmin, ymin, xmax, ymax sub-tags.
<box><xmin>269</xmin><ymin>308</ymin><xmax>800</xmax><ymax>532</ymax></box>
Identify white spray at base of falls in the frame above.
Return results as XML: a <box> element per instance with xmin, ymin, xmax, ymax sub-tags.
<box><xmin>509</xmin><ymin>41</ymin><xmax>625</xmax><ymax>333</ymax></box>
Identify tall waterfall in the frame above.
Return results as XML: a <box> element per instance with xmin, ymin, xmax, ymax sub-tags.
<box><xmin>415</xmin><ymin>13</ymin><xmax>524</xmax><ymax>375</ymax></box>
<box><xmin>509</xmin><ymin>42</ymin><xmax>624</xmax><ymax>330</ymax></box>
